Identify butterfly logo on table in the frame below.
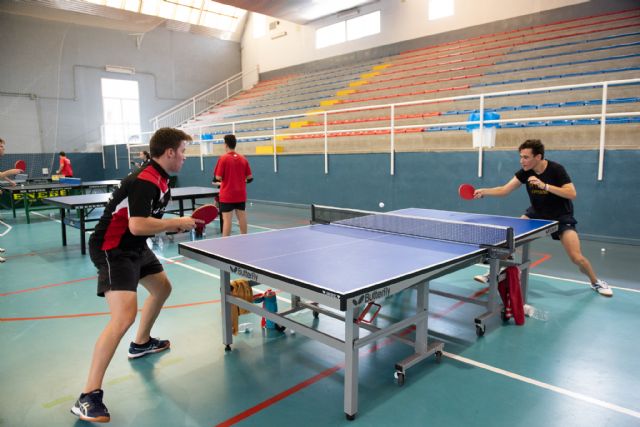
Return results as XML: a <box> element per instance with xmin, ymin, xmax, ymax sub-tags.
<box><xmin>230</xmin><ymin>265</ymin><xmax>258</xmax><ymax>281</ymax></box>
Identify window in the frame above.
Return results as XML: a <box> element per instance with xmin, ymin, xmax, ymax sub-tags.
<box><xmin>347</xmin><ymin>11</ymin><xmax>380</xmax><ymax>41</ymax></box>
<box><xmin>428</xmin><ymin>0</ymin><xmax>454</xmax><ymax>20</ymax></box>
<box><xmin>101</xmin><ymin>79</ymin><xmax>141</xmax><ymax>146</ymax></box>
<box><xmin>316</xmin><ymin>11</ymin><xmax>380</xmax><ymax>49</ymax></box>
<box><xmin>252</xmin><ymin>13</ymin><xmax>266</xmax><ymax>38</ymax></box>
<box><xmin>316</xmin><ymin>21</ymin><xmax>346</xmax><ymax>49</ymax></box>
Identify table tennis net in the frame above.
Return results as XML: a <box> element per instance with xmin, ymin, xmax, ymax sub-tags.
<box><xmin>311</xmin><ymin>205</ymin><xmax>514</xmax><ymax>248</ymax></box>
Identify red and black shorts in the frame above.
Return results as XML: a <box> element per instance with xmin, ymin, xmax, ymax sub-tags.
<box><xmin>89</xmin><ymin>239</ymin><xmax>163</xmax><ymax>297</ymax></box>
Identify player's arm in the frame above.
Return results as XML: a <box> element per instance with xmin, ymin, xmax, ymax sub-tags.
<box><xmin>474</xmin><ymin>176</ymin><xmax>521</xmax><ymax>198</ymax></box>
<box><xmin>246</xmin><ymin>174</ymin><xmax>253</xmax><ymax>184</ymax></box>
<box><xmin>129</xmin><ymin>216</ymin><xmax>197</xmax><ymax>235</ymax></box>
<box><xmin>527</xmin><ymin>176</ymin><xmax>576</xmax><ymax>200</ymax></box>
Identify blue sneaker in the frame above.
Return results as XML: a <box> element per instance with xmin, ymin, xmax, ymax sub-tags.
<box><xmin>128</xmin><ymin>337</ymin><xmax>170</xmax><ymax>359</ymax></box>
<box><xmin>70</xmin><ymin>389</ymin><xmax>110</xmax><ymax>423</ymax></box>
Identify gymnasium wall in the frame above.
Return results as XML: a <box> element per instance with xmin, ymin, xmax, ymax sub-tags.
<box><xmin>0</xmin><ymin>13</ymin><xmax>241</xmax><ymax>154</ymax></box>
<box><xmin>95</xmin><ymin>148</ymin><xmax>640</xmax><ymax>244</ymax></box>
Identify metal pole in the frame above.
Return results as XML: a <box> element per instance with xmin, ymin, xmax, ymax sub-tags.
<box><xmin>478</xmin><ymin>95</ymin><xmax>485</xmax><ymax>178</ymax></box>
<box><xmin>597</xmin><ymin>83</ymin><xmax>608</xmax><ymax>181</ymax></box>
<box><xmin>324</xmin><ymin>112</ymin><xmax>328</xmax><ymax>174</ymax></box>
<box><xmin>272</xmin><ymin>118</ymin><xmax>278</xmax><ymax>173</ymax></box>
<box><xmin>390</xmin><ymin>104</ymin><xmax>395</xmax><ymax>176</ymax></box>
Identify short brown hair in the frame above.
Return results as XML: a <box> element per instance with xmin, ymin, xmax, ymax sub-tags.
<box><xmin>224</xmin><ymin>134</ymin><xmax>237</xmax><ymax>150</ymax></box>
<box><xmin>519</xmin><ymin>139</ymin><xmax>545</xmax><ymax>159</ymax></box>
<box><xmin>149</xmin><ymin>128</ymin><xmax>192</xmax><ymax>158</ymax></box>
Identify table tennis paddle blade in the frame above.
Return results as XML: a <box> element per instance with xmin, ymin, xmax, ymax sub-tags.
<box><xmin>192</xmin><ymin>204</ymin><xmax>218</xmax><ymax>232</ymax></box>
<box><xmin>458</xmin><ymin>183</ymin><xmax>475</xmax><ymax>200</ymax></box>
<box><xmin>15</xmin><ymin>160</ymin><xmax>26</xmax><ymax>172</ymax></box>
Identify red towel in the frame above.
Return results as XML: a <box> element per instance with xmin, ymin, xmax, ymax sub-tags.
<box><xmin>497</xmin><ymin>266</ymin><xmax>525</xmax><ymax>325</ymax></box>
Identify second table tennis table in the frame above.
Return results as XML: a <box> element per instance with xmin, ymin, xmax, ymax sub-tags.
<box><xmin>44</xmin><ymin>186</ymin><xmax>219</xmax><ymax>254</ymax></box>
<box><xmin>178</xmin><ymin>205</ymin><xmax>557</xmax><ymax>420</ymax></box>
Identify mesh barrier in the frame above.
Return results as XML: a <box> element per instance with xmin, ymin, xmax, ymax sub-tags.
<box><xmin>0</xmin><ymin>153</ymin><xmax>57</xmax><ymax>180</ymax></box>
<box><xmin>311</xmin><ymin>205</ymin><xmax>513</xmax><ymax>248</ymax></box>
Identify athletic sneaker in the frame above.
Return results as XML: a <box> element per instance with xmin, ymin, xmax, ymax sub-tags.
<box><xmin>70</xmin><ymin>389</ymin><xmax>110</xmax><ymax>423</ymax></box>
<box><xmin>0</xmin><ymin>247</ymin><xmax>5</xmax><ymax>253</ymax></box>
<box><xmin>128</xmin><ymin>337</ymin><xmax>170</xmax><ymax>359</ymax></box>
<box><xmin>474</xmin><ymin>273</ymin><xmax>490</xmax><ymax>284</ymax></box>
<box><xmin>591</xmin><ymin>279</ymin><xmax>613</xmax><ymax>297</ymax></box>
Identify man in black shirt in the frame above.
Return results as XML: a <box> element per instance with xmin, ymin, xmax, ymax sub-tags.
<box><xmin>71</xmin><ymin>128</ymin><xmax>199</xmax><ymax>423</ymax></box>
<box><xmin>473</xmin><ymin>139</ymin><xmax>612</xmax><ymax>297</ymax></box>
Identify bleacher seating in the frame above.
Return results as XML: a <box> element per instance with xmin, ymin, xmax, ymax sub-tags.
<box><xmin>182</xmin><ymin>8</ymin><xmax>640</xmax><ymax>157</ymax></box>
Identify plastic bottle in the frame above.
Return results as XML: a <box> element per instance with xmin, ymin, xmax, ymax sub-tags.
<box><xmin>523</xmin><ymin>304</ymin><xmax>548</xmax><ymax>321</ymax></box>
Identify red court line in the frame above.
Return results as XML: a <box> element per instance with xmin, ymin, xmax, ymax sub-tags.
<box><xmin>0</xmin><ymin>299</ymin><xmax>220</xmax><ymax>322</ymax></box>
<box><xmin>531</xmin><ymin>252</ymin><xmax>552</xmax><ymax>268</ymax></box>
<box><xmin>0</xmin><ymin>276</ymin><xmax>97</xmax><ymax>297</ymax></box>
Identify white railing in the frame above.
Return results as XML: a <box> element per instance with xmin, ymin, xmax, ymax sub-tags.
<box><xmin>177</xmin><ymin>77</ymin><xmax>640</xmax><ymax>180</ymax></box>
<box><xmin>107</xmin><ymin>78</ymin><xmax>639</xmax><ymax>180</ymax></box>
<box><xmin>150</xmin><ymin>65</ymin><xmax>259</xmax><ymax>130</ymax></box>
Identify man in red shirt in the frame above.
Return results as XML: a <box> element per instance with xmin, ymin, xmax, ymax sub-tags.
<box><xmin>56</xmin><ymin>151</ymin><xmax>74</xmax><ymax>177</ymax></box>
<box><xmin>213</xmin><ymin>134</ymin><xmax>253</xmax><ymax>237</ymax></box>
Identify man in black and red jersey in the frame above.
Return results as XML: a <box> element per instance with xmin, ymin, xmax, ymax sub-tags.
<box><xmin>71</xmin><ymin>128</ymin><xmax>199</xmax><ymax>423</ymax></box>
<box><xmin>473</xmin><ymin>139</ymin><xmax>612</xmax><ymax>297</ymax></box>
<box><xmin>213</xmin><ymin>134</ymin><xmax>253</xmax><ymax>237</ymax></box>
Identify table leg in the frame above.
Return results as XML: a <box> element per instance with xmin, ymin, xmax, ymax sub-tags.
<box><xmin>520</xmin><ymin>244</ymin><xmax>531</xmax><ymax>303</ymax></box>
<box><xmin>344</xmin><ymin>303</ymin><xmax>360</xmax><ymax>420</ymax></box>
<box><xmin>60</xmin><ymin>208</ymin><xmax>67</xmax><ymax>246</ymax></box>
<box><xmin>79</xmin><ymin>208</ymin><xmax>86</xmax><ymax>255</ymax></box>
<box><xmin>178</xmin><ymin>199</ymin><xmax>185</xmax><ymax>217</ymax></box>
<box><xmin>220</xmin><ymin>270</ymin><xmax>233</xmax><ymax>350</ymax></box>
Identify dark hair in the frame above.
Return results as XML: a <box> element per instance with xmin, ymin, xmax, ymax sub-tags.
<box><xmin>59</xmin><ymin>151</ymin><xmax>66</xmax><ymax>157</ymax></box>
<box><xmin>519</xmin><ymin>139</ymin><xmax>544</xmax><ymax>159</ymax></box>
<box><xmin>149</xmin><ymin>128</ymin><xmax>192</xmax><ymax>158</ymax></box>
<box><xmin>224</xmin><ymin>134</ymin><xmax>237</xmax><ymax>150</ymax></box>
<box><xmin>142</xmin><ymin>150</ymin><xmax>150</xmax><ymax>160</ymax></box>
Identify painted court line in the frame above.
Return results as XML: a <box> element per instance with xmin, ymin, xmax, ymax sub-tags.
<box><xmin>0</xmin><ymin>219</ymin><xmax>12</xmax><ymax>237</ymax></box>
<box><xmin>445</xmin><ymin>351</ymin><xmax>640</xmax><ymax>419</ymax></box>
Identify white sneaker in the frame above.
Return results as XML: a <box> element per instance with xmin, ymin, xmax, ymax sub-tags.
<box><xmin>474</xmin><ymin>273</ymin><xmax>489</xmax><ymax>284</ymax></box>
<box><xmin>0</xmin><ymin>255</ymin><xmax>5</xmax><ymax>263</ymax></box>
<box><xmin>0</xmin><ymin>247</ymin><xmax>5</xmax><ymax>253</ymax></box>
<box><xmin>591</xmin><ymin>279</ymin><xmax>613</xmax><ymax>297</ymax></box>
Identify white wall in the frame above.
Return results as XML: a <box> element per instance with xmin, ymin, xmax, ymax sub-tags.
<box><xmin>242</xmin><ymin>0</ymin><xmax>587</xmax><ymax>75</ymax></box>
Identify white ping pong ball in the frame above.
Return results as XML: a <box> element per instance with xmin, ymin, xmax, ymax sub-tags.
<box><xmin>601</xmin><ymin>248</ymin><xmax>606</xmax><ymax>252</ymax></box>
<box><xmin>379</xmin><ymin>202</ymin><xmax>385</xmax><ymax>208</ymax></box>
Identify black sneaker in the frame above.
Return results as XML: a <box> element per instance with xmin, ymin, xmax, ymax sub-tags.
<box><xmin>70</xmin><ymin>389</ymin><xmax>110</xmax><ymax>423</ymax></box>
<box><xmin>128</xmin><ymin>337</ymin><xmax>170</xmax><ymax>359</ymax></box>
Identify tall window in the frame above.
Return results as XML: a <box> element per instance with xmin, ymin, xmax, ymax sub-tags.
<box><xmin>428</xmin><ymin>0</ymin><xmax>454</xmax><ymax>20</ymax></box>
<box><xmin>101</xmin><ymin>78</ymin><xmax>141</xmax><ymax>145</ymax></box>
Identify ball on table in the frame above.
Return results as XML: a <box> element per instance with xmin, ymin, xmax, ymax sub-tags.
<box><xmin>379</xmin><ymin>202</ymin><xmax>385</xmax><ymax>208</ymax></box>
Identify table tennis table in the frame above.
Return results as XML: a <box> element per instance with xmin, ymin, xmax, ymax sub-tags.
<box><xmin>0</xmin><ymin>180</ymin><xmax>121</xmax><ymax>223</ymax></box>
<box><xmin>178</xmin><ymin>205</ymin><xmax>557</xmax><ymax>420</ymax></box>
<box><xmin>43</xmin><ymin>186</ymin><xmax>219</xmax><ymax>254</ymax></box>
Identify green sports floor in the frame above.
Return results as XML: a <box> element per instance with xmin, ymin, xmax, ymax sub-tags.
<box><xmin>1</xmin><ymin>202</ymin><xmax>639</xmax><ymax>427</ymax></box>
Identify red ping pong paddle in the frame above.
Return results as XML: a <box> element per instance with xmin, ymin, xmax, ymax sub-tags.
<box><xmin>458</xmin><ymin>183</ymin><xmax>476</xmax><ymax>200</ymax></box>
<box><xmin>192</xmin><ymin>204</ymin><xmax>218</xmax><ymax>233</ymax></box>
<box><xmin>15</xmin><ymin>160</ymin><xmax>26</xmax><ymax>172</ymax></box>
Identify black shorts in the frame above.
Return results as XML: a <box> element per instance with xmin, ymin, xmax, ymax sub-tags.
<box><xmin>219</xmin><ymin>201</ymin><xmax>246</xmax><ymax>213</ymax></box>
<box><xmin>525</xmin><ymin>208</ymin><xmax>577</xmax><ymax>241</ymax></box>
<box><xmin>89</xmin><ymin>240</ymin><xmax>163</xmax><ymax>297</ymax></box>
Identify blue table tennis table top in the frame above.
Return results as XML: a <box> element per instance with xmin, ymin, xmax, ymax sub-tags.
<box><xmin>179</xmin><ymin>208</ymin><xmax>556</xmax><ymax>308</ymax></box>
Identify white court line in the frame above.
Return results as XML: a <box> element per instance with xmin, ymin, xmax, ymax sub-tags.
<box><xmin>0</xmin><ymin>219</ymin><xmax>12</xmax><ymax>237</ymax></box>
<box><xmin>444</xmin><ymin>351</ymin><xmax>640</xmax><ymax>419</ymax></box>
<box><xmin>476</xmin><ymin>263</ymin><xmax>640</xmax><ymax>294</ymax></box>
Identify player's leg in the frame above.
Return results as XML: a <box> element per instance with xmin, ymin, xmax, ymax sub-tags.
<box><xmin>129</xmin><ymin>250</ymin><xmax>172</xmax><ymax>358</ymax></box>
<box><xmin>559</xmin><ymin>229</ymin><xmax>612</xmax><ymax>296</ymax></box>
<box><xmin>221</xmin><ymin>211</ymin><xmax>233</xmax><ymax>236</ymax></box>
<box><xmin>235</xmin><ymin>204</ymin><xmax>248</xmax><ymax>234</ymax></box>
<box><xmin>72</xmin><ymin>290</ymin><xmax>137</xmax><ymax>423</ymax></box>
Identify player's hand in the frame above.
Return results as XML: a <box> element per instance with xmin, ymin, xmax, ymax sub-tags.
<box><xmin>473</xmin><ymin>188</ymin><xmax>485</xmax><ymax>199</ymax></box>
<box><xmin>7</xmin><ymin>179</ymin><xmax>16</xmax><ymax>187</ymax></box>
<box><xmin>170</xmin><ymin>217</ymin><xmax>198</xmax><ymax>233</ymax></box>
<box><xmin>527</xmin><ymin>176</ymin><xmax>545</xmax><ymax>189</ymax></box>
